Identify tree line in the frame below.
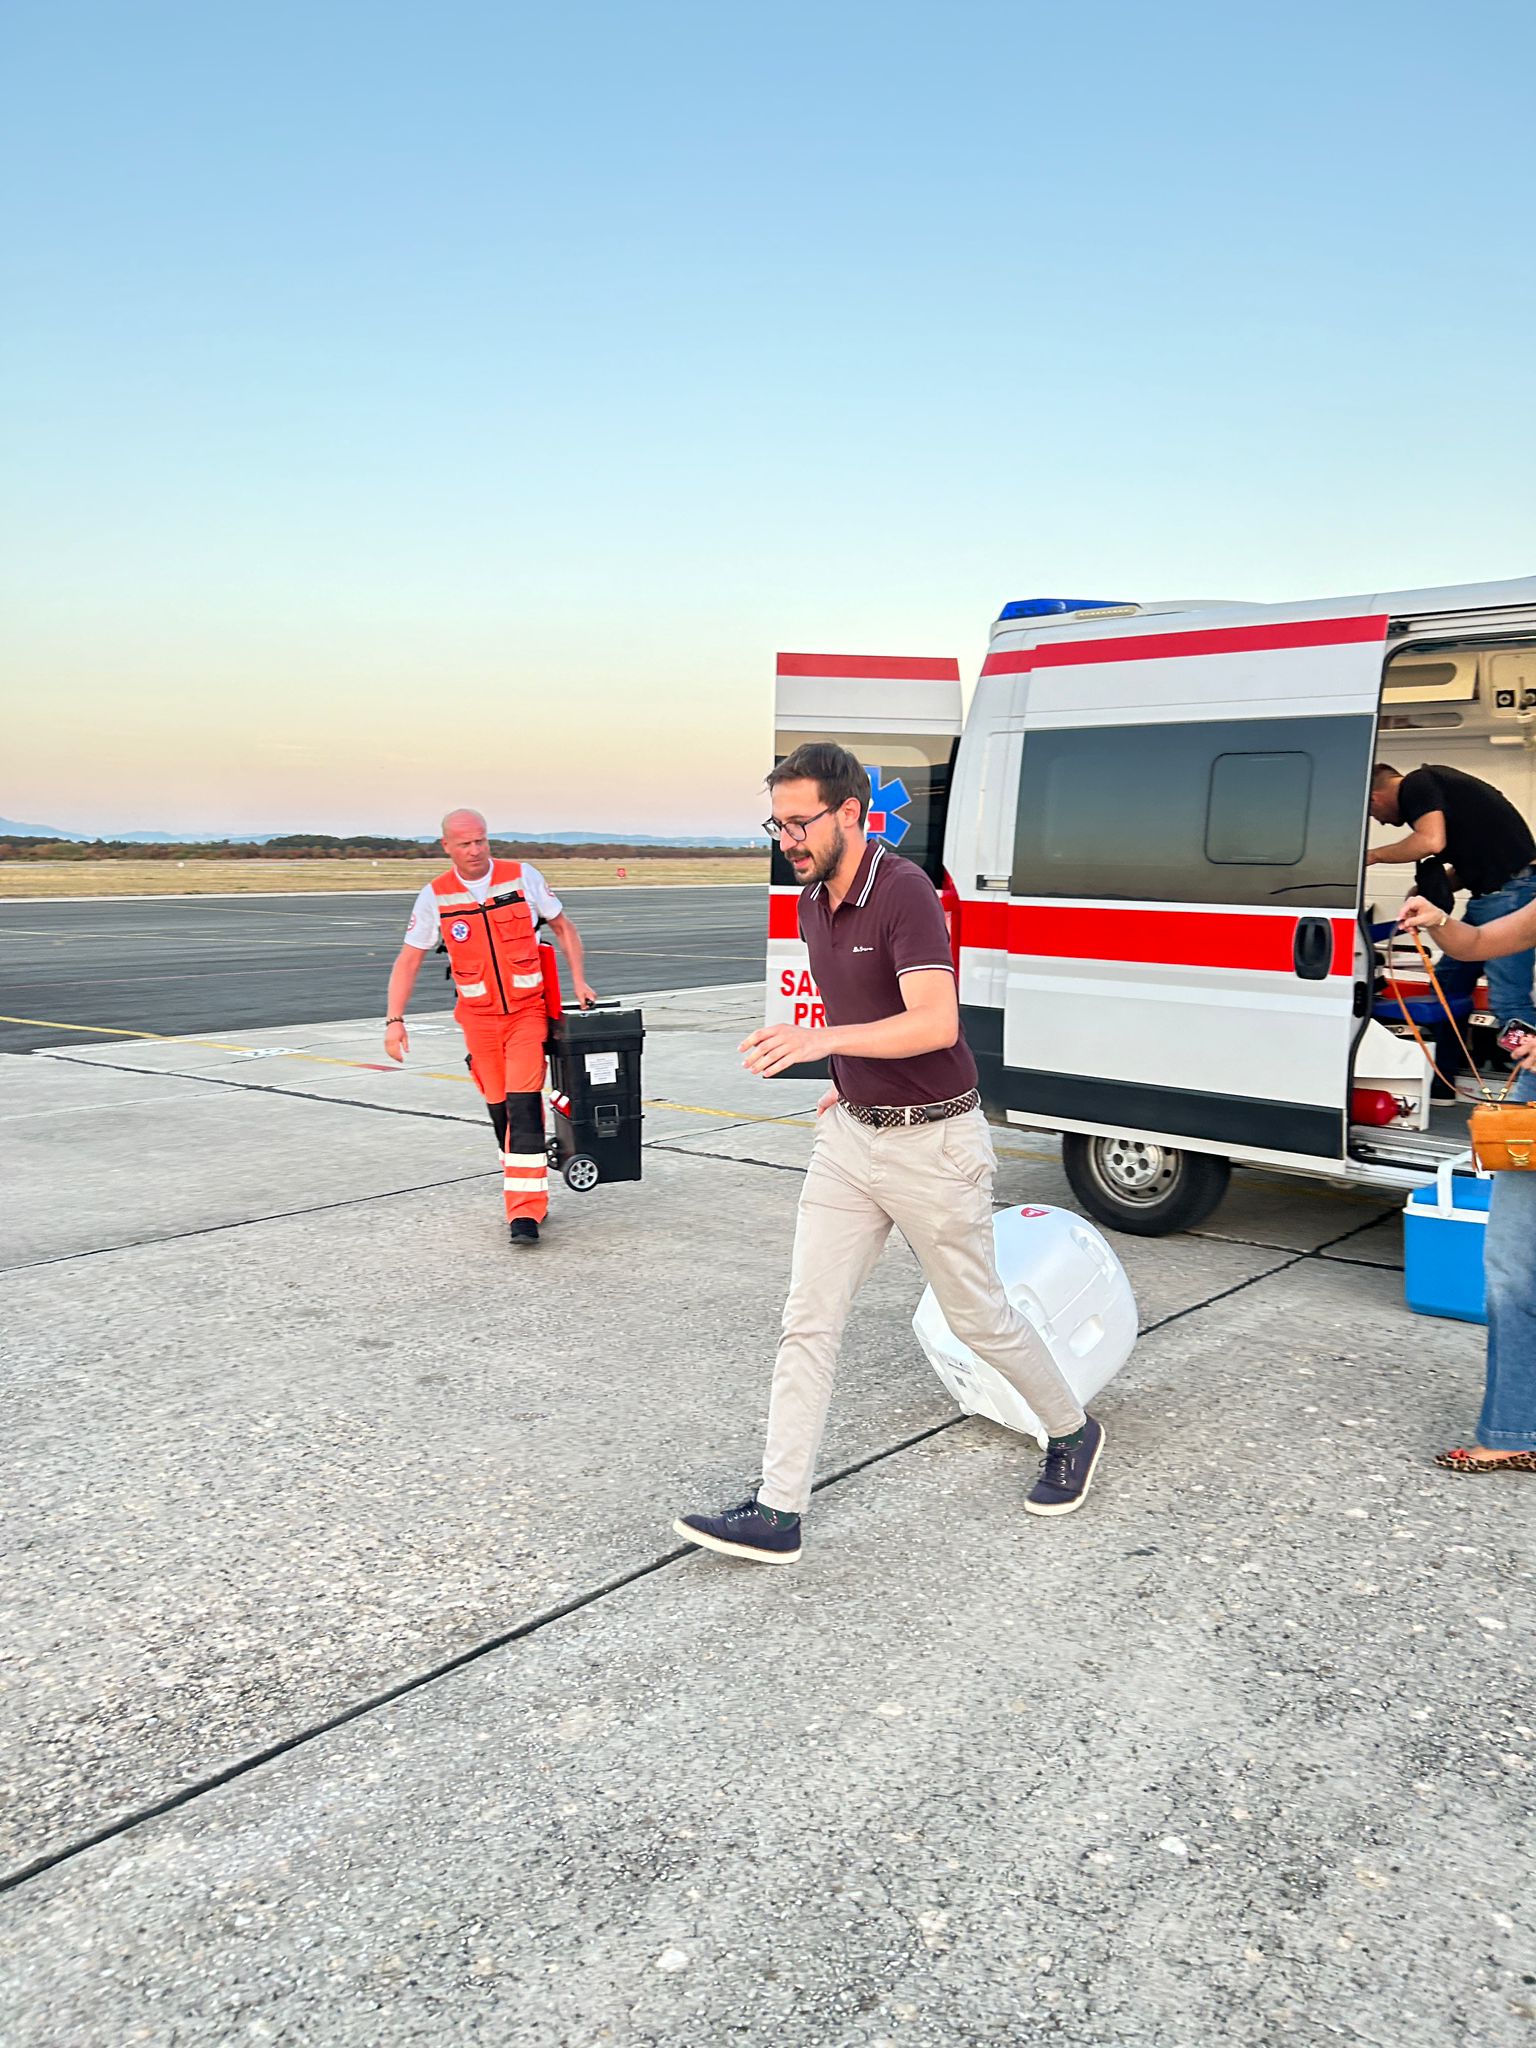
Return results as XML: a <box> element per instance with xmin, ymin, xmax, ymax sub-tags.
<box><xmin>0</xmin><ymin>835</ymin><xmax>763</xmax><ymax>862</ymax></box>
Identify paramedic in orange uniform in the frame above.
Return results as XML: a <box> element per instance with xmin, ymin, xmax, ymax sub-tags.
<box><xmin>383</xmin><ymin>809</ymin><xmax>597</xmax><ymax>1247</ymax></box>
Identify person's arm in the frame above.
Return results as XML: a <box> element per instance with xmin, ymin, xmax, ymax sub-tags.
<box><xmin>1366</xmin><ymin>809</ymin><xmax>1447</xmax><ymax>866</ymax></box>
<box><xmin>741</xmin><ymin>970</ymin><xmax>958</xmax><ymax>1079</ymax></box>
<box><xmin>1399</xmin><ymin>892</ymin><xmax>1536</xmax><ymax>962</ymax></box>
<box><xmin>546</xmin><ymin>911</ymin><xmax>596</xmax><ymax>1009</ymax></box>
<box><xmin>384</xmin><ymin>945</ymin><xmax>427</xmax><ymax>1060</ymax></box>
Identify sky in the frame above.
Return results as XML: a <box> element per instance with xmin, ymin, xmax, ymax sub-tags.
<box><xmin>2</xmin><ymin>0</ymin><xmax>1533</xmax><ymax>838</ymax></box>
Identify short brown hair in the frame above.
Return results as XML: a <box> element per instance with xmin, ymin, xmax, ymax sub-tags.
<box><xmin>1372</xmin><ymin>762</ymin><xmax>1399</xmax><ymax>784</ymax></box>
<box><xmin>767</xmin><ymin>742</ymin><xmax>870</xmax><ymax>826</ymax></box>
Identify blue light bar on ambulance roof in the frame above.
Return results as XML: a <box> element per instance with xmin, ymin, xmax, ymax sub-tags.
<box><xmin>997</xmin><ymin>597</ymin><xmax>1125</xmax><ymax>621</ymax></box>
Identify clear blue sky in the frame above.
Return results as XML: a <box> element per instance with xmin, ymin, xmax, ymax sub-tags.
<box><xmin>3</xmin><ymin>0</ymin><xmax>1533</xmax><ymax>835</ymax></box>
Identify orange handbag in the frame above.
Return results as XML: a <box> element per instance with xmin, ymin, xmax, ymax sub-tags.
<box><xmin>1468</xmin><ymin>1099</ymin><xmax>1536</xmax><ymax>1171</ymax></box>
<box><xmin>1387</xmin><ymin>932</ymin><xmax>1536</xmax><ymax>1171</ymax></box>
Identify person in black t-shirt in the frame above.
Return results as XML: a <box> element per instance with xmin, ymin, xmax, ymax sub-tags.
<box><xmin>1368</xmin><ymin>761</ymin><xmax>1536</xmax><ymax>1035</ymax></box>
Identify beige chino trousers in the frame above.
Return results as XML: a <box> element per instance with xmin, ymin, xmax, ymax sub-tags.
<box><xmin>759</xmin><ymin>1105</ymin><xmax>1086</xmax><ymax>1515</ymax></box>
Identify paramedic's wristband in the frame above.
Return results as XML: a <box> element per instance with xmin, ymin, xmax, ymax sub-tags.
<box><xmin>385</xmin><ymin>1015</ymin><xmax>405</xmax><ymax>1024</ymax></box>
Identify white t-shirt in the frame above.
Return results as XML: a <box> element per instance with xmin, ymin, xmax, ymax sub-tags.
<box><xmin>403</xmin><ymin>864</ymin><xmax>563</xmax><ymax>951</ymax></box>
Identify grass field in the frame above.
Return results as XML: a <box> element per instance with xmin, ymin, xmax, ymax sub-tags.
<box><xmin>0</xmin><ymin>856</ymin><xmax>766</xmax><ymax>899</ymax></box>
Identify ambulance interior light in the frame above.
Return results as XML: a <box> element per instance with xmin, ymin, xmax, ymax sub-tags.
<box><xmin>997</xmin><ymin>597</ymin><xmax>1128</xmax><ymax>621</ymax></box>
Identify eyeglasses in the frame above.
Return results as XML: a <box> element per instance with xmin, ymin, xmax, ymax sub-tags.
<box><xmin>762</xmin><ymin>806</ymin><xmax>833</xmax><ymax>845</ymax></box>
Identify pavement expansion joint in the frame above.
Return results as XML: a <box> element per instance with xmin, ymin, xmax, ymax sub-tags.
<box><xmin>645</xmin><ymin>1139</ymin><xmax>808</xmax><ymax>1177</ymax></box>
<box><xmin>1</xmin><ymin>1168</ymin><xmax>498</xmax><ymax>1274</ymax></box>
<box><xmin>32</xmin><ymin>1050</ymin><xmax>486</xmax><ymax>1126</ymax></box>
<box><xmin>0</xmin><ymin>1413</ymin><xmax>967</xmax><ymax>1901</ymax></box>
<box><xmin>0</xmin><ymin>1226</ymin><xmax>1301</xmax><ymax>1904</ymax></box>
<box><xmin>1141</xmin><ymin>1206</ymin><xmax>1403</xmax><ymax>1338</ymax></box>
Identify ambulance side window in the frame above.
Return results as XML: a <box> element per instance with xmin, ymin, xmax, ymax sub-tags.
<box><xmin>1205</xmin><ymin>751</ymin><xmax>1311</xmax><ymax>865</ymax></box>
<box><xmin>1011</xmin><ymin>715</ymin><xmax>1372</xmax><ymax>906</ymax></box>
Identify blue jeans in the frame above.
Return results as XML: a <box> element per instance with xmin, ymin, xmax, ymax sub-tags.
<box><xmin>1480</xmin><ymin>1068</ymin><xmax>1536</xmax><ymax>1451</ymax></box>
<box><xmin>1464</xmin><ymin>869</ymin><xmax>1536</xmax><ymax>1029</ymax></box>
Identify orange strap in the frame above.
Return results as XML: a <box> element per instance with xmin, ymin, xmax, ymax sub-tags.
<box><xmin>1384</xmin><ymin>929</ymin><xmax>1514</xmax><ymax>1105</ymax></box>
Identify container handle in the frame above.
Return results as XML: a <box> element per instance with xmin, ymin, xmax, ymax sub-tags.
<box><xmin>1435</xmin><ymin>1147</ymin><xmax>1486</xmax><ymax>1211</ymax></box>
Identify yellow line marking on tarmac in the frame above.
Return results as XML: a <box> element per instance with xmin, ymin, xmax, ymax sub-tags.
<box><xmin>643</xmin><ymin>1096</ymin><xmax>816</xmax><ymax>1127</ymax></box>
<box><xmin>1</xmin><ymin>1013</ymin><xmax>252</xmax><ymax>1050</ymax></box>
<box><xmin>0</xmin><ymin>1015</ymin><xmax>1277</xmax><ymax>1179</ymax></box>
<box><xmin>640</xmin><ymin>1094</ymin><xmax>1057</xmax><ymax>1157</ymax></box>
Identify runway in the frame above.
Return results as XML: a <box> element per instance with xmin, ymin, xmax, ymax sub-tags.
<box><xmin>0</xmin><ymin>886</ymin><xmax>769</xmax><ymax>1053</ymax></box>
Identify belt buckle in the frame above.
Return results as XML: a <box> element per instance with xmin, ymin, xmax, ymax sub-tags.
<box><xmin>922</xmin><ymin>1102</ymin><xmax>946</xmax><ymax>1123</ymax></box>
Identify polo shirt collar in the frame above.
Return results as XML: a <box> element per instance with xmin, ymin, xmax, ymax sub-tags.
<box><xmin>811</xmin><ymin>837</ymin><xmax>885</xmax><ymax>911</ymax></box>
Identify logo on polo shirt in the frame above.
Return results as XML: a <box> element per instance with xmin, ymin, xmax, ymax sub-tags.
<box><xmin>864</xmin><ymin>766</ymin><xmax>912</xmax><ymax>847</ymax></box>
<box><xmin>853</xmin><ymin>945</ymin><xmax>875</xmax><ymax>953</ymax></box>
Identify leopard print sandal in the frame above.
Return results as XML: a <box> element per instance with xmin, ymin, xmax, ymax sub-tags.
<box><xmin>1434</xmin><ymin>1446</ymin><xmax>1536</xmax><ymax>1473</ymax></box>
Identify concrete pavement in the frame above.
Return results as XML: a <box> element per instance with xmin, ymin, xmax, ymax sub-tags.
<box><xmin>2</xmin><ymin>987</ymin><xmax>1532</xmax><ymax>2045</ymax></box>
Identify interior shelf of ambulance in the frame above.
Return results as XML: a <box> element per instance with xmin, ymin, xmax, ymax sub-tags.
<box><xmin>1349</xmin><ymin>634</ymin><xmax>1536</xmax><ymax>1168</ymax></box>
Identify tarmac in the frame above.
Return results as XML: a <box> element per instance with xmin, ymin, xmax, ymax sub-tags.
<box><xmin>2</xmin><ymin>984</ymin><xmax>1533</xmax><ymax>2046</ymax></box>
<box><xmin>0</xmin><ymin>886</ymin><xmax>768</xmax><ymax>1052</ymax></box>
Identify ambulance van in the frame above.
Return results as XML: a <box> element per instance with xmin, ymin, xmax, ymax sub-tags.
<box><xmin>766</xmin><ymin>575</ymin><xmax>1536</xmax><ymax>1234</ymax></box>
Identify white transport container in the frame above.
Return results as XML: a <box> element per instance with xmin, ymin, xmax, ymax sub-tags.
<box><xmin>765</xmin><ymin>574</ymin><xmax>1536</xmax><ymax>1234</ymax></box>
<box><xmin>912</xmin><ymin>1203</ymin><xmax>1139</xmax><ymax>1443</ymax></box>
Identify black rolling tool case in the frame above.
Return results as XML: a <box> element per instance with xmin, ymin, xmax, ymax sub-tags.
<box><xmin>546</xmin><ymin>1005</ymin><xmax>645</xmax><ymax>1189</ymax></box>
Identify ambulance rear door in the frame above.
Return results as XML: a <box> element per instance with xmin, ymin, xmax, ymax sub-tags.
<box><xmin>995</xmin><ymin>609</ymin><xmax>1388</xmax><ymax>1167</ymax></box>
<box><xmin>767</xmin><ymin>653</ymin><xmax>963</xmax><ymax>1061</ymax></box>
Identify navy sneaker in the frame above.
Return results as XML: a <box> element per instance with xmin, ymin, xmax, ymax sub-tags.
<box><xmin>673</xmin><ymin>1494</ymin><xmax>802</xmax><ymax>1565</ymax></box>
<box><xmin>1024</xmin><ymin>1416</ymin><xmax>1105</xmax><ymax>1517</ymax></box>
<box><xmin>509</xmin><ymin>1218</ymin><xmax>540</xmax><ymax>1247</ymax></box>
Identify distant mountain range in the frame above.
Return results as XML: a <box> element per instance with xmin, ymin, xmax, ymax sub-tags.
<box><xmin>0</xmin><ymin>815</ymin><xmax>759</xmax><ymax>848</ymax></box>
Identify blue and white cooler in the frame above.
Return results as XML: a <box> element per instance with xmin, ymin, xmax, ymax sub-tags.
<box><xmin>913</xmin><ymin>1204</ymin><xmax>1139</xmax><ymax>1444</ymax></box>
<box><xmin>1403</xmin><ymin>1152</ymin><xmax>1493</xmax><ymax>1325</ymax></box>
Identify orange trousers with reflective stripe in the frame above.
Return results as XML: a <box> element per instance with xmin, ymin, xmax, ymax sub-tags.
<box><xmin>458</xmin><ymin>1000</ymin><xmax>549</xmax><ymax>1222</ymax></box>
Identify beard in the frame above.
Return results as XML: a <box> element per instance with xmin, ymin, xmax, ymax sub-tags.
<box><xmin>789</xmin><ymin>822</ymin><xmax>848</xmax><ymax>888</ymax></box>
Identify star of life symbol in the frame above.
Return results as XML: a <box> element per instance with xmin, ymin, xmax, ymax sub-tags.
<box><xmin>864</xmin><ymin>766</ymin><xmax>912</xmax><ymax>846</ymax></box>
<box><xmin>450</xmin><ymin>918</ymin><xmax>471</xmax><ymax>941</ymax></box>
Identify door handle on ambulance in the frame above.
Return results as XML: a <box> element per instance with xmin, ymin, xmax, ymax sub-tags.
<box><xmin>975</xmin><ymin>874</ymin><xmax>1012</xmax><ymax>892</ymax></box>
<box><xmin>1293</xmin><ymin>917</ymin><xmax>1333</xmax><ymax>981</ymax></box>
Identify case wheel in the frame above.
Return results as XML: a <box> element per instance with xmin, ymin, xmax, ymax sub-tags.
<box><xmin>1062</xmin><ymin>1132</ymin><xmax>1229</xmax><ymax>1237</ymax></box>
<box><xmin>563</xmin><ymin>1154</ymin><xmax>601</xmax><ymax>1192</ymax></box>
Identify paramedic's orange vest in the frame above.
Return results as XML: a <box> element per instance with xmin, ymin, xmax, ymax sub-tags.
<box><xmin>433</xmin><ymin>862</ymin><xmax>558</xmax><ymax>1016</ymax></box>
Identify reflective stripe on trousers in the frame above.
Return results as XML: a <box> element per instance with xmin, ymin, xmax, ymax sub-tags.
<box><xmin>458</xmin><ymin>999</ymin><xmax>550</xmax><ymax>1221</ymax></box>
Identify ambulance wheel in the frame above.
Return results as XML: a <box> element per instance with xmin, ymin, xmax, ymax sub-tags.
<box><xmin>563</xmin><ymin>1154</ymin><xmax>601</xmax><ymax>1192</ymax></box>
<box><xmin>1062</xmin><ymin>1133</ymin><xmax>1229</xmax><ymax>1237</ymax></box>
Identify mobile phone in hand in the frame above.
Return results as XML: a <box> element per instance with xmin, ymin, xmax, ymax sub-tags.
<box><xmin>1497</xmin><ymin>1017</ymin><xmax>1536</xmax><ymax>1054</ymax></box>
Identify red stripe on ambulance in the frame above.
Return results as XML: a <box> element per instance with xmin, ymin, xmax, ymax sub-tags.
<box><xmin>980</xmin><ymin>614</ymin><xmax>1389</xmax><ymax>676</ymax></box>
<box><xmin>958</xmin><ymin>902</ymin><xmax>1354</xmax><ymax>977</ymax></box>
<box><xmin>768</xmin><ymin>891</ymin><xmax>801</xmax><ymax>939</ymax></box>
<box><xmin>776</xmin><ymin>653</ymin><xmax>963</xmax><ymax>680</ymax></box>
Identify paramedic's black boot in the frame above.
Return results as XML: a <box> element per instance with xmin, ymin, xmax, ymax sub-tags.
<box><xmin>1024</xmin><ymin>1416</ymin><xmax>1105</xmax><ymax>1518</ymax></box>
<box><xmin>509</xmin><ymin>1218</ymin><xmax>540</xmax><ymax>1247</ymax></box>
<box><xmin>674</xmin><ymin>1494</ymin><xmax>801</xmax><ymax>1565</ymax></box>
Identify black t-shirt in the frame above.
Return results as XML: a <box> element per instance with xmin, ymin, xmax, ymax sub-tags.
<box><xmin>1398</xmin><ymin>764</ymin><xmax>1535</xmax><ymax>898</ymax></box>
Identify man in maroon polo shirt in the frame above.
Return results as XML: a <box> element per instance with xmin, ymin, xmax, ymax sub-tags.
<box><xmin>674</xmin><ymin>742</ymin><xmax>1105</xmax><ymax>1566</ymax></box>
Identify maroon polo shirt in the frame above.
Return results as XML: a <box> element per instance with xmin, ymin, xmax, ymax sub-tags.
<box><xmin>799</xmin><ymin>841</ymin><xmax>978</xmax><ymax>1108</ymax></box>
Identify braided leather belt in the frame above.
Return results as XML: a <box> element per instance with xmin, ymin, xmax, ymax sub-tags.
<box><xmin>839</xmin><ymin>1088</ymin><xmax>981</xmax><ymax>1130</ymax></box>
